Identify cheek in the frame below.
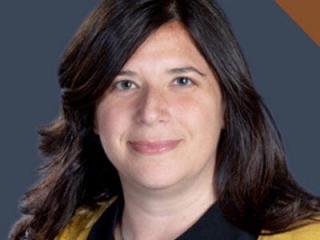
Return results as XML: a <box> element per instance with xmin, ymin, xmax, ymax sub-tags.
<box><xmin>96</xmin><ymin>99</ymin><xmax>131</xmax><ymax>132</ymax></box>
<box><xmin>177</xmin><ymin>94</ymin><xmax>224</xmax><ymax>162</ymax></box>
<box><xmin>174</xmin><ymin>93</ymin><xmax>223</xmax><ymax>131</ymax></box>
<box><xmin>95</xmin><ymin>103</ymin><xmax>132</xmax><ymax>155</ymax></box>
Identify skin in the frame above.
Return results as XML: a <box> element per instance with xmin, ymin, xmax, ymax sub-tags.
<box><xmin>95</xmin><ymin>21</ymin><xmax>225</xmax><ymax>240</ymax></box>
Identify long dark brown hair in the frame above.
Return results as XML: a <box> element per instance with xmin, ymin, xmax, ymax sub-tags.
<box><xmin>9</xmin><ymin>0</ymin><xmax>320</xmax><ymax>239</ymax></box>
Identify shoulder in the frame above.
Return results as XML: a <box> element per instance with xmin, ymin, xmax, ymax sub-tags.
<box><xmin>54</xmin><ymin>196</ymin><xmax>117</xmax><ymax>240</ymax></box>
<box><xmin>258</xmin><ymin>220</ymin><xmax>320</xmax><ymax>240</ymax></box>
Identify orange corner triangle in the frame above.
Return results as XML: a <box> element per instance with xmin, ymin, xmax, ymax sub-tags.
<box><xmin>276</xmin><ymin>0</ymin><xmax>320</xmax><ymax>47</ymax></box>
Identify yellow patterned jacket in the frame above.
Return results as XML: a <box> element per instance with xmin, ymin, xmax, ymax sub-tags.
<box><xmin>55</xmin><ymin>196</ymin><xmax>320</xmax><ymax>240</ymax></box>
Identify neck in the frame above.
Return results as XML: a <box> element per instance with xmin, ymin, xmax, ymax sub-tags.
<box><xmin>118</xmin><ymin>167</ymin><xmax>217</xmax><ymax>240</ymax></box>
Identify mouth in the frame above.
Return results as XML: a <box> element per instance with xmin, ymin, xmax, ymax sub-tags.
<box><xmin>128</xmin><ymin>139</ymin><xmax>182</xmax><ymax>155</ymax></box>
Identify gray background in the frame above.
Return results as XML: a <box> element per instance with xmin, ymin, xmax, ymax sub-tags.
<box><xmin>1</xmin><ymin>0</ymin><xmax>319</xmax><ymax>238</ymax></box>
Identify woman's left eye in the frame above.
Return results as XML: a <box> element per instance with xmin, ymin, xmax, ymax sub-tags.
<box><xmin>173</xmin><ymin>77</ymin><xmax>194</xmax><ymax>87</ymax></box>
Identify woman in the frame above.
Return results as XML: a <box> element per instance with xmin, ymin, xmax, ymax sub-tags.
<box><xmin>9</xmin><ymin>0</ymin><xmax>320</xmax><ymax>239</ymax></box>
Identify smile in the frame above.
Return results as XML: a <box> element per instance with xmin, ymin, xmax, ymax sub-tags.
<box><xmin>128</xmin><ymin>139</ymin><xmax>182</xmax><ymax>155</ymax></box>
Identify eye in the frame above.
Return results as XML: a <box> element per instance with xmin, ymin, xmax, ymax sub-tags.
<box><xmin>112</xmin><ymin>80</ymin><xmax>137</xmax><ymax>91</ymax></box>
<box><xmin>173</xmin><ymin>77</ymin><xmax>195</xmax><ymax>87</ymax></box>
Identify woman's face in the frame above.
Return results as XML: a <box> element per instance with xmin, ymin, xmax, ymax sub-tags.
<box><xmin>95</xmin><ymin>21</ymin><xmax>224</xmax><ymax>192</ymax></box>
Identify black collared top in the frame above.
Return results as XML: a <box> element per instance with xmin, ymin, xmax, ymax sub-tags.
<box><xmin>88</xmin><ymin>196</ymin><xmax>258</xmax><ymax>240</ymax></box>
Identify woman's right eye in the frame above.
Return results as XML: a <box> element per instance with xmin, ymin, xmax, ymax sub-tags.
<box><xmin>112</xmin><ymin>80</ymin><xmax>137</xmax><ymax>91</ymax></box>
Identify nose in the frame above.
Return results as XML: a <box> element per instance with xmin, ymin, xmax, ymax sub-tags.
<box><xmin>134</xmin><ymin>86</ymin><xmax>170</xmax><ymax>126</ymax></box>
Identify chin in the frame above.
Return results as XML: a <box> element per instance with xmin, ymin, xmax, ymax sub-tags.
<box><xmin>129</xmin><ymin>169</ymin><xmax>186</xmax><ymax>192</ymax></box>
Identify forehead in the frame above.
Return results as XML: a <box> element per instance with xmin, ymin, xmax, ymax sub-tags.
<box><xmin>121</xmin><ymin>21</ymin><xmax>211</xmax><ymax>71</ymax></box>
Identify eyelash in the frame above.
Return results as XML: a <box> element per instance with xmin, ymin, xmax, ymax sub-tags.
<box><xmin>111</xmin><ymin>77</ymin><xmax>195</xmax><ymax>91</ymax></box>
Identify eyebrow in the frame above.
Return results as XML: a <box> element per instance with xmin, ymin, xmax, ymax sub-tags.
<box><xmin>117</xmin><ymin>66</ymin><xmax>207</xmax><ymax>77</ymax></box>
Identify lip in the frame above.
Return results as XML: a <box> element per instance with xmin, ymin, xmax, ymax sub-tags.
<box><xmin>128</xmin><ymin>139</ymin><xmax>182</xmax><ymax>155</ymax></box>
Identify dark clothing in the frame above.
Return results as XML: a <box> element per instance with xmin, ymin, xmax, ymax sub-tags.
<box><xmin>88</xmin><ymin>196</ymin><xmax>258</xmax><ymax>240</ymax></box>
